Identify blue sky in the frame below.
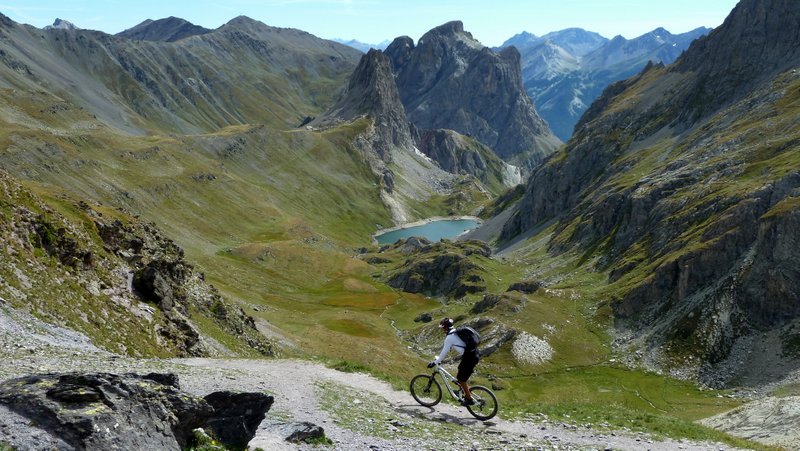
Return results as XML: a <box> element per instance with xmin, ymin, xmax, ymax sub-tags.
<box><xmin>1</xmin><ymin>0</ymin><xmax>740</xmax><ymax>47</ymax></box>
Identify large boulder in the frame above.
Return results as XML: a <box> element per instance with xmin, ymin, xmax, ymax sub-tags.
<box><xmin>203</xmin><ymin>391</ymin><xmax>274</xmax><ymax>449</ymax></box>
<box><xmin>0</xmin><ymin>373</ymin><xmax>273</xmax><ymax>450</ymax></box>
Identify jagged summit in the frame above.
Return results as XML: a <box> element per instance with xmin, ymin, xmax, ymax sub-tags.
<box><xmin>116</xmin><ymin>16</ymin><xmax>211</xmax><ymax>42</ymax></box>
<box><xmin>424</xmin><ymin>20</ymin><xmax>466</xmax><ymax>36</ymax></box>
<box><xmin>385</xmin><ymin>21</ymin><xmax>561</xmax><ymax>167</ymax></box>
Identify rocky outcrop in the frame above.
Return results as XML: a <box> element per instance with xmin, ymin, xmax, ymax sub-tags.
<box><xmin>507</xmin><ymin>280</ymin><xmax>541</xmax><ymax>294</ymax></box>
<box><xmin>386</xmin><ymin>239</ymin><xmax>491</xmax><ymax>298</ymax></box>
<box><xmin>0</xmin><ymin>372</ymin><xmax>272</xmax><ymax>450</ymax></box>
<box><xmin>97</xmin><ymin>216</ymin><xmax>274</xmax><ymax>357</ymax></box>
<box><xmin>385</xmin><ymin>21</ymin><xmax>561</xmax><ymax>167</ymax></box>
<box><xmin>0</xmin><ymin>170</ymin><xmax>272</xmax><ymax>358</ymax></box>
<box><xmin>416</xmin><ymin>129</ymin><xmax>507</xmax><ymax>183</ymax></box>
<box><xmin>44</xmin><ymin>19</ymin><xmax>78</xmax><ymax>31</ymax></box>
<box><xmin>470</xmin><ymin>293</ymin><xmax>526</xmax><ymax>314</ymax></box>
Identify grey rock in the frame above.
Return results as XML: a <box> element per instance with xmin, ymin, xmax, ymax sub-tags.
<box><xmin>415</xmin><ymin>129</ymin><xmax>509</xmax><ymax>184</ymax></box>
<box><xmin>471</xmin><ymin>294</ymin><xmax>505</xmax><ymax>314</ymax></box>
<box><xmin>315</xmin><ymin>48</ymin><xmax>413</xmax><ymax>161</ymax></box>
<box><xmin>414</xmin><ymin>312</ymin><xmax>433</xmax><ymax>323</ymax></box>
<box><xmin>507</xmin><ymin>280</ymin><xmax>541</xmax><ymax>294</ymax></box>
<box><xmin>275</xmin><ymin>421</ymin><xmax>327</xmax><ymax>444</ymax></box>
<box><xmin>203</xmin><ymin>391</ymin><xmax>275</xmax><ymax>449</ymax></box>
<box><xmin>0</xmin><ymin>373</ymin><xmax>212</xmax><ymax>450</ymax></box>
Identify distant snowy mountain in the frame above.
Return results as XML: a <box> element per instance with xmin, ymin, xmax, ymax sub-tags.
<box><xmin>332</xmin><ymin>38</ymin><xmax>391</xmax><ymax>53</ymax></box>
<box><xmin>502</xmin><ymin>26</ymin><xmax>711</xmax><ymax>140</ymax></box>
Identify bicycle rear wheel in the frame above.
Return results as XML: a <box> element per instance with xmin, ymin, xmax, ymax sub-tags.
<box><xmin>409</xmin><ymin>374</ymin><xmax>442</xmax><ymax>407</ymax></box>
<box><xmin>466</xmin><ymin>385</ymin><xmax>498</xmax><ymax>420</ymax></box>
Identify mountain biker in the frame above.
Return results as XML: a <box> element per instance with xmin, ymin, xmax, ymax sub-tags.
<box><xmin>428</xmin><ymin>317</ymin><xmax>480</xmax><ymax>406</ymax></box>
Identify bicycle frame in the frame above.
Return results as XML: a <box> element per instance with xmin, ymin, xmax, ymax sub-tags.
<box><xmin>412</xmin><ymin>362</ymin><xmax>498</xmax><ymax>420</ymax></box>
<box><xmin>430</xmin><ymin>363</ymin><xmax>462</xmax><ymax>401</ymax></box>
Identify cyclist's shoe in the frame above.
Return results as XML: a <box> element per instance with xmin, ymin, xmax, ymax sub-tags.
<box><xmin>461</xmin><ymin>398</ymin><xmax>476</xmax><ymax>406</ymax></box>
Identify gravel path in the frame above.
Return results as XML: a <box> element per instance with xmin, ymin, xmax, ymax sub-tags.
<box><xmin>0</xmin><ymin>300</ymin><xmax>757</xmax><ymax>450</ymax></box>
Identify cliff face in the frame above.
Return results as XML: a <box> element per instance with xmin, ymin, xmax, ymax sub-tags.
<box><xmin>500</xmin><ymin>0</ymin><xmax>800</xmax><ymax>385</ymax></box>
<box><xmin>416</xmin><ymin>129</ymin><xmax>519</xmax><ymax>188</ymax></box>
<box><xmin>384</xmin><ymin>21</ymin><xmax>561</xmax><ymax>168</ymax></box>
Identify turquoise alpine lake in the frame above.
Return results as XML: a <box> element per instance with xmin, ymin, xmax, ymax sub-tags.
<box><xmin>374</xmin><ymin>218</ymin><xmax>480</xmax><ymax>244</ymax></box>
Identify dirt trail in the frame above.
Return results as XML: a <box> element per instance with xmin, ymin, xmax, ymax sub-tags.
<box><xmin>175</xmin><ymin>358</ymin><xmax>746</xmax><ymax>451</ymax></box>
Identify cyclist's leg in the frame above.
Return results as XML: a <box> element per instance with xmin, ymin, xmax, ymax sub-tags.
<box><xmin>457</xmin><ymin>351</ymin><xmax>480</xmax><ymax>402</ymax></box>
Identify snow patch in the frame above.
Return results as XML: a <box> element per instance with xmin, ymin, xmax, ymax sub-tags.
<box><xmin>412</xmin><ymin>146</ymin><xmax>435</xmax><ymax>165</ymax></box>
<box><xmin>501</xmin><ymin>163</ymin><xmax>522</xmax><ymax>187</ymax></box>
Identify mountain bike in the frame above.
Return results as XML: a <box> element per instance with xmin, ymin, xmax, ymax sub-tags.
<box><xmin>409</xmin><ymin>362</ymin><xmax>498</xmax><ymax>421</ymax></box>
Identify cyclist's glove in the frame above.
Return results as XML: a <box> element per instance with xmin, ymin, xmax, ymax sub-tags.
<box><xmin>427</xmin><ymin>361</ymin><xmax>436</xmax><ymax>368</ymax></box>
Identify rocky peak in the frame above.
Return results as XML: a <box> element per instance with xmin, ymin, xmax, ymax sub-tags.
<box><xmin>0</xmin><ymin>13</ymin><xmax>13</xmax><ymax>28</ymax></box>
<box><xmin>116</xmin><ymin>16</ymin><xmax>211</xmax><ymax>42</ymax></box>
<box><xmin>422</xmin><ymin>20</ymin><xmax>467</xmax><ymax>39</ymax></box>
<box><xmin>384</xmin><ymin>36</ymin><xmax>415</xmax><ymax>72</ymax></box>
<box><xmin>539</xmin><ymin>28</ymin><xmax>608</xmax><ymax>56</ymax></box>
<box><xmin>500</xmin><ymin>31</ymin><xmax>539</xmax><ymax>50</ymax></box>
<box><xmin>220</xmin><ymin>15</ymin><xmax>272</xmax><ymax>35</ymax></box>
<box><xmin>386</xmin><ymin>22</ymin><xmax>561</xmax><ymax>167</ymax></box>
<box><xmin>315</xmin><ymin>48</ymin><xmax>413</xmax><ymax>160</ymax></box>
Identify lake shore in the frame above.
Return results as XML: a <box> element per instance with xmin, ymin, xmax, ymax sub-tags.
<box><xmin>373</xmin><ymin>216</ymin><xmax>482</xmax><ymax>244</ymax></box>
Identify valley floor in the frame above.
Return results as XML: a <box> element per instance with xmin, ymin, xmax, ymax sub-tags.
<box><xmin>0</xmin><ymin>301</ymin><xmax>776</xmax><ymax>450</ymax></box>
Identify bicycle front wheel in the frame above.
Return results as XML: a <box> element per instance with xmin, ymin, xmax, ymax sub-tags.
<box><xmin>466</xmin><ymin>385</ymin><xmax>498</xmax><ymax>421</ymax></box>
<box><xmin>410</xmin><ymin>374</ymin><xmax>442</xmax><ymax>407</ymax></box>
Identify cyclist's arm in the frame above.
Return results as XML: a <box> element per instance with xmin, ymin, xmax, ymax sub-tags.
<box><xmin>433</xmin><ymin>333</ymin><xmax>457</xmax><ymax>364</ymax></box>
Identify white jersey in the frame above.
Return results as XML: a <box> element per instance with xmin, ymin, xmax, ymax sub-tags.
<box><xmin>433</xmin><ymin>330</ymin><xmax>466</xmax><ymax>364</ymax></box>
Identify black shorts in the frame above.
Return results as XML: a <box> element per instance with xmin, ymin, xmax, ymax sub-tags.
<box><xmin>457</xmin><ymin>349</ymin><xmax>480</xmax><ymax>382</ymax></box>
